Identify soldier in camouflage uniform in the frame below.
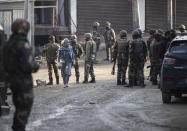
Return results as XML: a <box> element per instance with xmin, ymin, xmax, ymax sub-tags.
<box><xmin>113</xmin><ymin>30</ymin><xmax>129</xmax><ymax>85</ymax></box>
<box><xmin>3</xmin><ymin>19</ymin><xmax>39</xmax><ymax>131</ymax></box>
<box><xmin>70</xmin><ymin>35</ymin><xmax>84</xmax><ymax>83</ymax></box>
<box><xmin>147</xmin><ymin>30</ymin><xmax>156</xmax><ymax>81</ymax></box>
<box><xmin>149</xmin><ymin>30</ymin><xmax>165</xmax><ymax>85</ymax></box>
<box><xmin>127</xmin><ymin>30</ymin><xmax>147</xmax><ymax>88</ymax></box>
<box><xmin>83</xmin><ymin>33</ymin><xmax>97</xmax><ymax>83</ymax></box>
<box><xmin>104</xmin><ymin>21</ymin><xmax>116</xmax><ymax>62</ymax></box>
<box><xmin>43</xmin><ymin>35</ymin><xmax>60</xmax><ymax>85</ymax></box>
<box><xmin>92</xmin><ymin>22</ymin><xmax>101</xmax><ymax>63</ymax></box>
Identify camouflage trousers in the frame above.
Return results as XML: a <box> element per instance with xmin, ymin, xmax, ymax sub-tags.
<box><xmin>105</xmin><ymin>42</ymin><xmax>113</xmax><ymax>61</ymax></box>
<box><xmin>128</xmin><ymin>60</ymin><xmax>144</xmax><ymax>84</ymax></box>
<box><xmin>84</xmin><ymin>60</ymin><xmax>95</xmax><ymax>80</ymax></box>
<box><xmin>73</xmin><ymin>59</ymin><xmax>80</xmax><ymax>81</ymax></box>
<box><xmin>94</xmin><ymin>38</ymin><xmax>101</xmax><ymax>52</ymax></box>
<box><xmin>47</xmin><ymin>60</ymin><xmax>59</xmax><ymax>82</ymax></box>
<box><xmin>150</xmin><ymin>59</ymin><xmax>162</xmax><ymax>83</ymax></box>
<box><xmin>8</xmin><ymin>75</ymin><xmax>33</xmax><ymax>131</ymax></box>
<box><xmin>117</xmin><ymin>58</ymin><xmax>128</xmax><ymax>82</ymax></box>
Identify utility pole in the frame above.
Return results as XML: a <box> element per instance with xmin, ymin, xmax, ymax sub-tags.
<box><xmin>168</xmin><ymin>0</ymin><xmax>173</xmax><ymax>30</ymax></box>
<box><xmin>24</xmin><ymin>0</ymin><xmax>35</xmax><ymax>55</ymax></box>
<box><xmin>132</xmin><ymin>0</ymin><xmax>140</xmax><ymax>30</ymax></box>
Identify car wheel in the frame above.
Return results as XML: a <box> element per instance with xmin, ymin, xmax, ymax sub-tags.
<box><xmin>162</xmin><ymin>92</ymin><xmax>171</xmax><ymax>104</ymax></box>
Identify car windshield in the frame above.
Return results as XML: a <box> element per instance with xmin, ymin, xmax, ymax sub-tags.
<box><xmin>170</xmin><ymin>41</ymin><xmax>187</xmax><ymax>54</ymax></box>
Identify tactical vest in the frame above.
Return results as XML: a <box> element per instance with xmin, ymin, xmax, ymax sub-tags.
<box><xmin>133</xmin><ymin>39</ymin><xmax>144</xmax><ymax>56</ymax></box>
<box><xmin>45</xmin><ymin>43</ymin><xmax>59</xmax><ymax>61</ymax></box>
<box><xmin>117</xmin><ymin>38</ymin><xmax>128</xmax><ymax>54</ymax></box>
<box><xmin>150</xmin><ymin>39</ymin><xmax>162</xmax><ymax>59</ymax></box>
<box><xmin>3</xmin><ymin>35</ymin><xmax>27</xmax><ymax>74</ymax></box>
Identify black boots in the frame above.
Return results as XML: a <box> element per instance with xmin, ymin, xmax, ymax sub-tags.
<box><xmin>47</xmin><ymin>78</ymin><xmax>53</xmax><ymax>85</ymax></box>
<box><xmin>83</xmin><ymin>78</ymin><xmax>88</xmax><ymax>84</ymax></box>
<box><xmin>56</xmin><ymin>77</ymin><xmax>59</xmax><ymax>85</ymax></box>
<box><xmin>89</xmin><ymin>78</ymin><xmax>96</xmax><ymax>83</ymax></box>
<box><xmin>117</xmin><ymin>80</ymin><xmax>121</xmax><ymax>85</ymax></box>
<box><xmin>76</xmin><ymin>77</ymin><xmax>79</xmax><ymax>84</ymax></box>
<box><xmin>125</xmin><ymin>80</ymin><xmax>133</xmax><ymax>88</ymax></box>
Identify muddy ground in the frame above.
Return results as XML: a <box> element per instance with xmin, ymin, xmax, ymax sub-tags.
<box><xmin>1</xmin><ymin>49</ymin><xmax>187</xmax><ymax>131</ymax></box>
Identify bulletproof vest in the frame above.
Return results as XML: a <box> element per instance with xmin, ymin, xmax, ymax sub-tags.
<box><xmin>117</xmin><ymin>38</ymin><xmax>128</xmax><ymax>54</ymax></box>
<box><xmin>93</xmin><ymin>31</ymin><xmax>100</xmax><ymax>39</ymax></box>
<box><xmin>150</xmin><ymin>39</ymin><xmax>162</xmax><ymax>59</ymax></box>
<box><xmin>71</xmin><ymin>42</ymin><xmax>83</xmax><ymax>58</ymax></box>
<box><xmin>45</xmin><ymin>43</ymin><xmax>59</xmax><ymax>61</ymax></box>
<box><xmin>86</xmin><ymin>39</ymin><xmax>96</xmax><ymax>59</ymax></box>
<box><xmin>133</xmin><ymin>39</ymin><xmax>144</xmax><ymax>56</ymax></box>
<box><xmin>105</xmin><ymin>28</ymin><xmax>114</xmax><ymax>41</ymax></box>
<box><xmin>3</xmin><ymin>35</ymin><xmax>27</xmax><ymax>74</ymax></box>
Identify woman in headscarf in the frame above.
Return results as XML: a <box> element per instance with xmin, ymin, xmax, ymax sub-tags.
<box><xmin>58</xmin><ymin>38</ymin><xmax>75</xmax><ymax>87</ymax></box>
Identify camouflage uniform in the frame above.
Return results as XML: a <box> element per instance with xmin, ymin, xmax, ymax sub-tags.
<box><xmin>113</xmin><ymin>30</ymin><xmax>129</xmax><ymax>85</ymax></box>
<box><xmin>150</xmin><ymin>31</ymin><xmax>165</xmax><ymax>85</ymax></box>
<box><xmin>104</xmin><ymin>22</ymin><xmax>116</xmax><ymax>61</ymax></box>
<box><xmin>3</xmin><ymin>19</ymin><xmax>39</xmax><ymax>131</ymax></box>
<box><xmin>43</xmin><ymin>36</ymin><xmax>60</xmax><ymax>85</ymax></box>
<box><xmin>147</xmin><ymin>30</ymin><xmax>155</xmax><ymax>81</ymax></box>
<box><xmin>128</xmin><ymin>31</ymin><xmax>147</xmax><ymax>87</ymax></box>
<box><xmin>92</xmin><ymin>22</ymin><xmax>101</xmax><ymax>52</ymax></box>
<box><xmin>70</xmin><ymin>35</ymin><xmax>84</xmax><ymax>83</ymax></box>
<box><xmin>83</xmin><ymin>33</ymin><xmax>97</xmax><ymax>83</ymax></box>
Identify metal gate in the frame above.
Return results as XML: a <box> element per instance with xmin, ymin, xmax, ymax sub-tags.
<box><xmin>176</xmin><ymin>0</ymin><xmax>187</xmax><ymax>27</ymax></box>
<box><xmin>145</xmin><ymin>0</ymin><xmax>168</xmax><ymax>31</ymax></box>
<box><xmin>77</xmin><ymin>0</ymin><xmax>133</xmax><ymax>34</ymax></box>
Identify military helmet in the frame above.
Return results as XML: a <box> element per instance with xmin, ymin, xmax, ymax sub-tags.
<box><xmin>132</xmin><ymin>30</ymin><xmax>139</xmax><ymax>39</ymax></box>
<box><xmin>85</xmin><ymin>33</ymin><xmax>92</xmax><ymax>39</ymax></box>
<box><xmin>149</xmin><ymin>29</ymin><xmax>156</xmax><ymax>35</ymax></box>
<box><xmin>120</xmin><ymin>30</ymin><xmax>127</xmax><ymax>37</ymax></box>
<box><xmin>106</xmin><ymin>21</ymin><xmax>111</xmax><ymax>27</ymax></box>
<box><xmin>179</xmin><ymin>24</ymin><xmax>186</xmax><ymax>30</ymax></box>
<box><xmin>93</xmin><ymin>22</ymin><xmax>100</xmax><ymax>27</ymax></box>
<box><xmin>136</xmin><ymin>28</ymin><xmax>142</xmax><ymax>38</ymax></box>
<box><xmin>11</xmin><ymin>19</ymin><xmax>30</xmax><ymax>35</ymax></box>
<box><xmin>49</xmin><ymin>35</ymin><xmax>55</xmax><ymax>41</ymax></box>
<box><xmin>71</xmin><ymin>35</ymin><xmax>77</xmax><ymax>40</ymax></box>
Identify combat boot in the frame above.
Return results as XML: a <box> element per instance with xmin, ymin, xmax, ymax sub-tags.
<box><xmin>117</xmin><ymin>79</ymin><xmax>121</xmax><ymax>85</ymax></box>
<box><xmin>56</xmin><ymin>78</ymin><xmax>59</xmax><ymax>85</ymax></box>
<box><xmin>47</xmin><ymin>78</ymin><xmax>53</xmax><ymax>85</ymax></box>
<box><xmin>140</xmin><ymin>81</ymin><xmax>145</xmax><ymax>88</ymax></box>
<box><xmin>121</xmin><ymin>79</ymin><xmax>127</xmax><ymax>85</ymax></box>
<box><xmin>152</xmin><ymin>80</ymin><xmax>158</xmax><ymax>85</ymax></box>
<box><xmin>125</xmin><ymin>80</ymin><xmax>133</xmax><ymax>88</ymax></box>
<box><xmin>83</xmin><ymin>78</ymin><xmax>88</xmax><ymax>84</ymax></box>
<box><xmin>76</xmin><ymin>77</ymin><xmax>79</xmax><ymax>84</ymax></box>
<box><xmin>89</xmin><ymin>78</ymin><xmax>96</xmax><ymax>83</ymax></box>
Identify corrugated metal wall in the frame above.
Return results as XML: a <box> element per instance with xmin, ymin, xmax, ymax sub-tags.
<box><xmin>176</xmin><ymin>0</ymin><xmax>187</xmax><ymax>27</ymax></box>
<box><xmin>77</xmin><ymin>0</ymin><xmax>133</xmax><ymax>34</ymax></box>
<box><xmin>145</xmin><ymin>0</ymin><xmax>168</xmax><ymax>30</ymax></box>
<box><xmin>0</xmin><ymin>9</ymin><xmax>24</xmax><ymax>37</ymax></box>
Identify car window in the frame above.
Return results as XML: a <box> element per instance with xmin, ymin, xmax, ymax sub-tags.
<box><xmin>170</xmin><ymin>42</ymin><xmax>187</xmax><ymax>54</ymax></box>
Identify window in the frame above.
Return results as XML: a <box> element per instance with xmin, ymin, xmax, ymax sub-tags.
<box><xmin>170</xmin><ymin>41</ymin><xmax>187</xmax><ymax>54</ymax></box>
<box><xmin>34</xmin><ymin>0</ymin><xmax>58</xmax><ymax>26</ymax></box>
